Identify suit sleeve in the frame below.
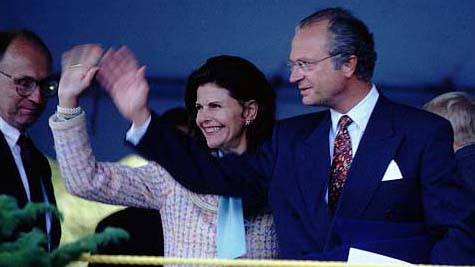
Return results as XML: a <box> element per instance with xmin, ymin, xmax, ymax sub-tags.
<box><xmin>421</xmin><ymin>120</ymin><xmax>475</xmax><ymax>264</ymax></box>
<box><xmin>129</xmin><ymin>111</ymin><xmax>274</xmax><ymax>208</ymax></box>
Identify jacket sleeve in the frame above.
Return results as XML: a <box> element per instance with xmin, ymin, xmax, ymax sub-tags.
<box><xmin>420</xmin><ymin>119</ymin><xmax>475</xmax><ymax>264</ymax></box>
<box><xmin>129</xmin><ymin>111</ymin><xmax>274</xmax><ymax>209</ymax></box>
<box><xmin>49</xmin><ymin>111</ymin><xmax>173</xmax><ymax>210</ymax></box>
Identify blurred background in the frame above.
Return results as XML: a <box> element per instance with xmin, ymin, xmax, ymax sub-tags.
<box><xmin>1</xmin><ymin>0</ymin><xmax>474</xmax><ymax>260</ymax></box>
<box><xmin>1</xmin><ymin>0</ymin><xmax>474</xmax><ymax>160</ymax></box>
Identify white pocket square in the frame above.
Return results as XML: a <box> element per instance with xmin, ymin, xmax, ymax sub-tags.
<box><xmin>381</xmin><ymin>160</ymin><xmax>403</xmax><ymax>181</ymax></box>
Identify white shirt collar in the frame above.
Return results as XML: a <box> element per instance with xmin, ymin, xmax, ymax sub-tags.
<box><xmin>330</xmin><ymin>84</ymin><xmax>379</xmax><ymax>133</ymax></box>
<box><xmin>0</xmin><ymin>116</ymin><xmax>21</xmax><ymax>149</ymax></box>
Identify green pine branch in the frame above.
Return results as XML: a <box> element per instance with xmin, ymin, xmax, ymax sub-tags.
<box><xmin>0</xmin><ymin>195</ymin><xmax>129</xmax><ymax>267</ymax></box>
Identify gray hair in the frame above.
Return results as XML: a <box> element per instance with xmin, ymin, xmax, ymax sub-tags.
<box><xmin>423</xmin><ymin>91</ymin><xmax>475</xmax><ymax>149</ymax></box>
<box><xmin>297</xmin><ymin>7</ymin><xmax>377</xmax><ymax>82</ymax></box>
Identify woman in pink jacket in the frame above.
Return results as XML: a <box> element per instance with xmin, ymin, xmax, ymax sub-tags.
<box><xmin>49</xmin><ymin>45</ymin><xmax>278</xmax><ymax>263</ymax></box>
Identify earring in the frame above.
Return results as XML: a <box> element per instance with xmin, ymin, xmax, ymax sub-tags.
<box><xmin>245</xmin><ymin>119</ymin><xmax>253</xmax><ymax>126</ymax></box>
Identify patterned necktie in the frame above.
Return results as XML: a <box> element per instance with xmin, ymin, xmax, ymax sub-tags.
<box><xmin>329</xmin><ymin>115</ymin><xmax>353</xmax><ymax>213</ymax></box>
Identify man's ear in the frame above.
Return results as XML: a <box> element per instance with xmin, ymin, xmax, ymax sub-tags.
<box><xmin>243</xmin><ymin>100</ymin><xmax>258</xmax><ymax>121</ymax></box>
<box><xmin>342</xmin><ymin>55</ymin><xmax>357</xmax><ymax>78</ymax></box>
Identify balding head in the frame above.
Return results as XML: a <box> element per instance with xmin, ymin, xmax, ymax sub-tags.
<box><xmin>0</xmin><ymin>30</ymin><xmax>52</xmax><ymax>68</ymax></box>
<box><xmin>0</xmin><ymin>30</ymin><xmax>52</xmax><ymax>131</ymax></box>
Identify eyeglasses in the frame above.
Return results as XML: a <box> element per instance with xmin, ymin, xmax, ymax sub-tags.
<box><xmin>0</xmin><ymin>69</ymin><xmax>58</xmax><ymax>97</ymax></box>
<box><xmin>287</xmin><ymin>53</ymin><xmax>342</xmax><ymax>73</ymax></box>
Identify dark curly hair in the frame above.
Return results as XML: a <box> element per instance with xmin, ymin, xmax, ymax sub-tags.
<box><xmin>298</xmin><ymin>7</ymin><xmax>377</xmax><ymax>82</ymax></box>
<box><xmin>184</xmin><ymin>55</ymin><xmax>276</xmax><ymax>152</ymax></box>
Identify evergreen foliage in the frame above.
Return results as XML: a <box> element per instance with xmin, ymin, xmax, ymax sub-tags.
<box><xmin>0</xmin><ymin>195</ymin><xmax>129</xmax><ymax>267</ymax></box>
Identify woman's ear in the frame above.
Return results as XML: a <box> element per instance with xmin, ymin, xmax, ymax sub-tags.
<box><xmin>243</xmin><ymin>100</ymin><xmax>258</xmax><ymax>121</ymax></box>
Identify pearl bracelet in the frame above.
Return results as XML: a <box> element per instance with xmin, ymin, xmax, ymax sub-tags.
<box><xmin>57</xmin><ymin>105</ymin><xmax>82</xmax><ymax>115</ymax></box>
<box><xmin>56</xmin><ymin>105</ymin><xmax>83</xmax><ymax>120</ymax></box>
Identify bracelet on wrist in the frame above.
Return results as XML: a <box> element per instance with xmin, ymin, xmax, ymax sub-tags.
<box><xmin>56</xmin><ymin>105</ymin><xmax>83</xmax><ymax>120</ymax></box>
<box><xmin>57</xmin><ymin>105</ymin><xmax>82</xmax><ymax>115</ymax></box>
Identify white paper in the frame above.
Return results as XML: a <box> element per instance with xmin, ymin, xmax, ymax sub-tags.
<box><xmin>347</xmin><ymin>248</ymin><xmax>413</xmax><ymax>266</ymax></box>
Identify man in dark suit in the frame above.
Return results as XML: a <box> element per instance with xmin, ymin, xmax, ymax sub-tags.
<box><xmin>98</xmin><ymin>7</ymin><xmax>475</xmax><ymax>265</ymax></box>
<box><xmin>0</xmin><ymin>30</ymin><xmax>61</xmax><ymax>250</ymax></box>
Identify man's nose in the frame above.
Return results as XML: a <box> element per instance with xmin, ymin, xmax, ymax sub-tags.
<box><xmin>28</xmin><ymin>85</ymin><xmax>44</xmax><ymax>104</ymax></box>
<box><xmin>289</xmin><ymin>68</ymin><xmax>304</xmax><ymax>83</ymax></box>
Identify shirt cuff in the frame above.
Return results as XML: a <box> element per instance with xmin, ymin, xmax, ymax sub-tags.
<box><xmin>126</xmin><ymin>115</ymin><xmax>152</xmax><ymax>145</ymax></box>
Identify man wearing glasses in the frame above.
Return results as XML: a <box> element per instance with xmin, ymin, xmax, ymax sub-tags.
<box><xmin>92</xmin><ymin>7</ymin><xmax>474</xmax><ymax>264</ymax></box>
<box><xmin>0</xmin><ymin>30</ymin><xmax>60</xmax><ymax>251</ymax></box>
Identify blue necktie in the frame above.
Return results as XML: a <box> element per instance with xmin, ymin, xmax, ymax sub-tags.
<box><xmin>216</xmin><ymin>150</ymin><xmax>246</xmax><ymax>259</ymax></box>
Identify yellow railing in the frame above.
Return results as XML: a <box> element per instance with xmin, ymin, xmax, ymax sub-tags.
<box><xmin>78</xmin><ymin>255</ymin><xmax>474</xmax><ymax>267</ymax></box>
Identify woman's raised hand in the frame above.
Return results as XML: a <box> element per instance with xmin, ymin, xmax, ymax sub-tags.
<box><xmin>59</xmin><ymin>44</ymin><xmax>103</xmax><ymax>108</ymax></box>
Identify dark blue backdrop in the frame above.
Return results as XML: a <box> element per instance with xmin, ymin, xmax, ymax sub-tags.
<box><xmin>1</xmin><ymin>0</ymin><xmax>474</xmax><ymax>160</ymax></box>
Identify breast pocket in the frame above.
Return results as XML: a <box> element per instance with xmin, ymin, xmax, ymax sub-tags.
<box><xmin>366</xmin><ymin>177</ymin><xmax>424</xmax><ymax>222</ymax></box>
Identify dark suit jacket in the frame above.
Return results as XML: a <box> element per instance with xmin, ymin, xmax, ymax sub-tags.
<box><xmin>132</xmin><ymin>96</ymin><xmax>475</xmax><ymax>264</ymax></box>
<box><xmin>0</xmin><ymin>132</ymin><xmax>61</xmax><ymax>250</ymax></box>
<box><xmin>455</xmin><ymin>144</ymin><xmax>475</xmax><ymax>192</ymax></box>
<box><xmin>89</xmin><ymin>207</ymin><xmax>164</xmax><ymax>267</ymax></box>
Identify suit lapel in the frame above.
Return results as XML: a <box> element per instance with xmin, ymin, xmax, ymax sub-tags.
<box><xmin>336</xmin><ymin>97</ymin><xmax>403</xmax><ymax>218</ymax></box>
<box><xmin>1</xmin><ymin>132</ymin><xmax>59</xmax><ymax>249</ymax></box>
<box><xmin>30</xmin><ymin>141</ymin><xmax>61</xmax><ymax>250</ymax></box>
<box><xmin>0</xmin><ymin>133</ymin><xmax>28</xmax><ymax>206</ymax></box>
<box><xmin>32</xmin><ymin>144</ymin><xmax>55</xmax><ymax>204</ymax></box>
<box><xmin>296</xmin><ymin>111</ymin><xmax>332</xmax><ymax>219</ymax></box>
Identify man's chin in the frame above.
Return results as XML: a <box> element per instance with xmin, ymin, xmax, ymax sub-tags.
<box><xmin>301</xmin><ymin>95</ymin><xmax>313</xmax><ymax>105</ymax></box>
<box><xmin>17</xmin><ymin>116</ymin><xmax>40</xmax><ymax>130</ymax></box>
<box><xmin>302</xmin><ymin>96</ymin><xmax>323</xmax><ymax>106</ymax></box>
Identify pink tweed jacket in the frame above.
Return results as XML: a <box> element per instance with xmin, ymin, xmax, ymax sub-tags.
<box><xmin>49</xmin><ymin>112</ymin><xmax>278</xmax><ymax>263</ymax></box>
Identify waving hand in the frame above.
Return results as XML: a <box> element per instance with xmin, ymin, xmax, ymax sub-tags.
<box><xmin>97</xmin><ymin>47</ymin><xmax>151</xmax><ymax>126</ymax></box>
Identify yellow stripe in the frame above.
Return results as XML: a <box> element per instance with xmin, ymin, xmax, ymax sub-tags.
<box><xmin>78</xmin><ymin>255</ymin><xmax>474</xmax><ymax>267</ymax></box>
